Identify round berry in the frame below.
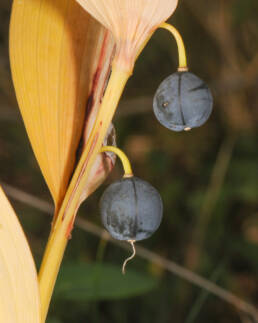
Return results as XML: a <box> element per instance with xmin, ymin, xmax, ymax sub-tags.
<box><xmin>153</xmin><ymin>71</ymin><xmax>213</xmax><ymax>131</ymax></box>
<box><xmin>100</xmin><ymin>177</ymin><xmax>163</xmax><ymax>241</ymax></box>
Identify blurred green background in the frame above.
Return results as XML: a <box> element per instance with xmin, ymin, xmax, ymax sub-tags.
<box><xmin>0</xmin><ymin>0</ymin><xmax>258</xmax><ymax>322</ymax></box>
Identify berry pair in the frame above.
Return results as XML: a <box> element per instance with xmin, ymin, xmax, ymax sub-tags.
<box><xmin>98</xmin><ymin>23</ymin><xmax>214</xmax><ymax>272</ymax></box>
<box><xmin>100</xmin><ymin>71</ymin><xmax>214</xmax><ymax>245</ymax></box>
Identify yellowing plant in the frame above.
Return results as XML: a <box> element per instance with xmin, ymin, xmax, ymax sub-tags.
<box><xmin>6</xmin><ymin>0</ymin><xmax>192</xmax><ymax>321</ymax></box>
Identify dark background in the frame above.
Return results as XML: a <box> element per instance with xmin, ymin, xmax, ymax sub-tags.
<box><xmin>0</xmin><ymin>1</ymin><xmax>258</xmax><ymax>322</ymax></box>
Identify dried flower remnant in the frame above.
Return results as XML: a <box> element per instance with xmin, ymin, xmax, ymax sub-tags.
<box><xmin>76</xmin><ymin>0</ymin><xmax>178</xmax><ymax>71</ymax></box>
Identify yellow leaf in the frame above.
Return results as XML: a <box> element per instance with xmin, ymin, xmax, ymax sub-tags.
<box><xmin>9</xmin><ymin>0</ymin><xmax>115</xmax><ymax>209</ymax></box>
<box><xmin>0</xmin><ymin>187</ymin><xmax>40</xmax><ymax>322</ymax></box>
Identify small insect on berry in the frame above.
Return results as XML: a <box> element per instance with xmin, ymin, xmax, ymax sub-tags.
<box><xmin>100</xmin><ymin>176</ymin><xmax>163</xmax><ymax>242</ymax></box>
<box><xmin>153</xmin><ymin>71</ymin><xmax>213</xmax><ymax>132</ymax></box>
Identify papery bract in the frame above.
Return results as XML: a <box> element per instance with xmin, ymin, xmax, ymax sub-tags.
<box><xmin>76</xmin><ymin>0</ymin><xmax>178</xmax><ymax>71</ymax></box>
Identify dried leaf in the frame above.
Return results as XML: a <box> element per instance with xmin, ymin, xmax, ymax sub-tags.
<box><xmin>0</xmin><ymin>187</ymin><xmax>40</xmax><ymax>322</ymax></box>
<box><xmin>9</xmin><ymin>0</ymin><xmax>115</xmax><ymax>210</ymax></box>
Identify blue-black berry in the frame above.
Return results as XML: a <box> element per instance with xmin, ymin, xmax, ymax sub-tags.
<box><xmin>153</xmin><ymin>71</ymin><xmax>213</xmax><ymax>131</ymax></box>
<box><xmin>100</xmin><ymin>176</ymin><xmax>163</xmax><ymax>241</ymax></box>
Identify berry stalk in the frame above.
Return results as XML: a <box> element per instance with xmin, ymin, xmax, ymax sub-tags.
<box><xmin>159</xmin><ymin>22</ymin><xmax>188</xmax><ymax>71</ymax></box>
<box><xmin>100</xmin><ymin>146</ymin><xmax>133</xmax><ymax>177</ymax></box>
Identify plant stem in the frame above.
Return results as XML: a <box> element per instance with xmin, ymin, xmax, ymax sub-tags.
<box><xmin>159</xmin><ymin>22</ymin><xmax>188</xmax><ymax>71</ymax></box>
<box><xmin>101</xmin><ymin>146</ymin><xmax>133</xmax><ymax>177</ymax></box>
<box><xmin>38</xmin><ymin>64</ymin><xmax>130</xmax><ymax>322</ymax></box>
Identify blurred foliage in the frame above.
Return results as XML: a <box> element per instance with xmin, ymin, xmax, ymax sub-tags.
<box><xmin>0</xmin><ymin>0</ymin><xmax>258</xmax><ymax>322</ymax></box>
<box><xmin>53</xmin><ymin>263</ymin><xmax>158</xmax><ymax>302</ymax></box>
